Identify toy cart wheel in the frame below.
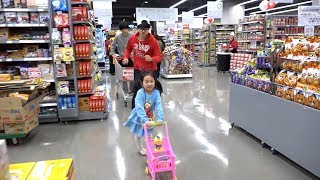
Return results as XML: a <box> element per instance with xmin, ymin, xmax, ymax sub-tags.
<box><xmin>261</xmin><ymin>141</ymin><xmax>267</xmax><ymax>148</ymax></box>
<box><xmin>124</xmin><ymin>101</ymin><xmax>128</xmax><ymax>107</ymax></box>
<box><xmin>116</xmin><ymin>93</ymin><xmax>119</xmax><ymax>99</ymax></box>
<box><xmin>145</xmin><ymin>167</ymin><xmax>149</xmax><ymax>175</ymax></box>
<box><xmin>231</xmin><ymin>122</ymin><xmax>235</xmax><ymax>128</ymax></box>
<box><xmin>271</xmin><ymin>148</ymin><xmax>277</xmax><ymax>155</ymax></box>
<box><xmin>12</xmin><ymin>138</ymin><xmax>18</xmax><ymax>145</ymax></box>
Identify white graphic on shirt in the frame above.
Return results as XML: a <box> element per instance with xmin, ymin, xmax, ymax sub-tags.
<box><xmin>134</xmin><ymin>42</ymin><xmax>150</xmax><ymax>58</ymax></box>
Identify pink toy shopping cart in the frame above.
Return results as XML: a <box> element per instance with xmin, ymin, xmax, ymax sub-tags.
<box><xmin>144</xmin><ymin>123</ymin><xmax>177</xmax><ymax>180</ymax></box>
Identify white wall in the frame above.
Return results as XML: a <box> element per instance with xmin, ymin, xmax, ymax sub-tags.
<box><xmin>221</xmin><ymin>2</ymin><xmax>245</xmax><ymax>24</ymax></box>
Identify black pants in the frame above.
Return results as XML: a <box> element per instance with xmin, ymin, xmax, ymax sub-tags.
<box><xmin>131</xmin><ymin>70</ymin><xmax>163</xmax><ymax>109</ymax></box>
<box><xmin>109</xmin><ymin>55</ymin><xmax>115</xmax><ymax>74</ymax></box>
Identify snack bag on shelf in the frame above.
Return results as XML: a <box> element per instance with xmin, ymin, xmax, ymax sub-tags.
<box><xmin>54</xmin><ymin>12</ymin><xmax>69</xmax><ymax>28</ymax></box>
<box><xmin>54</xmin><ymin>47</ymin><xmax>63</xmax><ymax>62</ymax></box>
<box><xmin>56</xmin><ymin>63</ymin><xmax>67</xmax><ymax>77</ymax></box>
<box><xmin>62</xmin><ymin>47</ymin><xmax>74</xmax><ymax>62</ymax></box>
<box><xmin>52</xmin><ymin>0</ymin><xmax>68</xmax><ymax>11</ymax></box>
<box><xmin>275</xmin><ymin>70</ymin><xmax>287</xmax><ymax>85</ymax></box>
<box><xmin>62</xmin><ymin>30</ymin><xmax>71</xmax><ymax>46</ymax></box>
<box><xmin>57</xmin><ymin>81</ymin><xmax>69</xmax><ymax>94</ymax></box>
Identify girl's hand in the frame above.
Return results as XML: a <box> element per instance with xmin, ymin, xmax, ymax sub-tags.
<box><xmin>145</xmin><ymin>121</ymin><xmax>153</xmax><ymax>128</ymax></box>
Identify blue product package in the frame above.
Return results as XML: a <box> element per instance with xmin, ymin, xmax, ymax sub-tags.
<box><xmin>59</xmin><ymin>97</ymin><xmax>64</xmax><ymax>109</ymax></box>
<box><xmin>63</xmin><ymin>97</ymin><xmax>68</xmax><ymax>109</ymax></box>
<box><xmin>52</xmin><ymin>0</ymin><xmax>68</xmax><ymax>12</ymax></box>
<box><xmin>71</xmin><ymin>96</ymin><xmax>76</xmax><ymax>108</ymax></box>
<box><xmin>66</xmin><ymin>97</ymin><xmax>72</xmax><ymax>108</ymax></box>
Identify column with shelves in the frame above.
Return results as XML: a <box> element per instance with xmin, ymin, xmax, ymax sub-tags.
<box><xmin>50</xmin><ymin>0</ymin><xmax>107</xmax><ymax>122</ymax></box>
<box><xmin>237</xmin><ymin>15</ymin><xmax>266</xmax><ymax>54</ymax></box>
<box><xmin>200</xmin><ymin>24</ymin><xmax>216</xmax><ymax>66</ymax></box>
<box><xmin>0</xmin><ymin>2</ymin><xmax>58</xmax><ymax>123</ymax></box>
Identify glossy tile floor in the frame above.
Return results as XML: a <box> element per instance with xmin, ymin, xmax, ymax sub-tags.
<box><xmin>8</xmin><ymin>67</ymin><xmax>318</xmax><ymax>180</ymax></box>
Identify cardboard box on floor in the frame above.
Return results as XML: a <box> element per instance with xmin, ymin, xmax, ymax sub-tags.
<box><xmin>27</xmin><ymin>158</ymin><xmax>74</xmax><ymax>180</ymax></box>
<box><xmin>9</xmin><ymin>162</ymin><xmax>35</xmax><ymax>180</ymax></box>
<box><xmin>0</xmin><ymin>90</ymin><xmax>44</xmax><ymax>123</ymax></box>
<box><xmin>79</xmin><ymin>97</ymin><xmax>90</xmax><ymax>111</ymax></box>
<box><xmin>4</xmin><ymin>115</ymin><xmax>39</xmax><ymax>134</ymax></box>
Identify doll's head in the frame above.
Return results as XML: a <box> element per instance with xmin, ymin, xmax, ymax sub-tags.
<box><xmin>141</xmin><ymin>71</ymin><xmax>156</xmax><ymax>93</ymax></box>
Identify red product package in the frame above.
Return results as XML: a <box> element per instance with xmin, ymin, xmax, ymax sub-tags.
<box><xmin>54</xmin><ymin>13</ymin><xmax>69</xmax><ymax>28</ymax></box>
<box><xmin>87</xmin><ymin>79</ymin><xmax>92</xmax><ymax>92</ymax></box>
<box><xmin>79</xmin><ymin>62</ymin><xmax>83</xmax><ymax>75</ymax></box>
<box><xmin>80</xmin><ymin>26</ymin><xmax>85</xmax><ymax>40</ymax></box>
<box><xmin>79</xmin><ymin>44</ymin><xmax>83</xmax><ymax>57</ymax></box>
<box><xmin>78</xmin><ymin>79</ymin><xmax>81</xmax><ymax>92</ymax></box>
<box><xmin>84</xmin><ymin>26</ymin><xmax>88</xmax><ymax>40</ymax></box>
<box><xmin>86</xmin><ymin>62</ymin><xmax>90</xmax><ymax>75</ymax></box>
<box><xmin>82</xmin><ymin>7</ymin><xmax>88</xmax><ymax>21</ymax></box>
<box><xmin>75</xmin><ymin>44</ymin><xmax>79</xmax><ymax>58</ymax></box>
<box><xmin>72</xmin><ymin>7</ymin><xmax>84</xmax><ymax>21</ymax></box>
<box><xmin>74</xmin><ymin>26</ymin><xmax>78</xmax><ymax>40</ymax></box>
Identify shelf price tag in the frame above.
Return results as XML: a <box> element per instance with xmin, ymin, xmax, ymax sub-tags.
<box><xmin>298</xmin><ymin>6</ymin><xmax>320</xmax><ymax>26</ymax></box>
<box><xmin>305</xmin><ymin>25</ymin><xmax>315</xmax><ymax>37</ymax></box>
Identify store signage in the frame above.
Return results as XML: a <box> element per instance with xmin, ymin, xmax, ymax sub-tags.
<box><xmin>207</xmin><ymin>1</ymin><xmax>223</xmax><ymax>19</ymax></box>
<box><xmin>270</xmin><ymin>0</ymin><xmax>293</xmax><ymax>3</ymax></box>
<box><xmin>93</xmin><ymin>0</ymin><xmax>113</xmax><ymax>28</ymax></box>
<box><xmin>298</xmin><ymin>6</ymin><xmax>320</xmax><ymax>26</ymax></box>
<box><xmin>190</xmin><ymin>17</ymin><xmax>204</xmax><ymax>29</ymax></box>
<box><xmin>182</xmin><ymin>11</ymin><xmax>194</xmax><ymax>25</ymax></box>
<box><xmin>123</xmin><ymin>69</ymin><xmax>134</xmax><ymax>81</ymax></box>
<box><xmin>136</xmin><ymin>8</ymin><xmax>178</xmax><ymax>22</ymax></box>
<box><xmin>157</xmin><ymin>22</ymin><xmax>166</xmax><ymax>36</ymax></box>
<box><xmin>305</xmin><ymin>25</ymin><xmax>315</xmax><ymax>37</ymax></box>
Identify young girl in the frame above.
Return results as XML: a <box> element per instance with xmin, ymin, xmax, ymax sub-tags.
<box><xmin>123</xmin><ymin>72</ymin><xmax>164</xmax><ymax>156</ymax></box>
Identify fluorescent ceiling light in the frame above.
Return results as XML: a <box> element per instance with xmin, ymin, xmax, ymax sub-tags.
<box><xmin>237</xmin><ymin>0</ymin><xmax>258</xmax><ymax>6</ymax></box>
<box><xmin>170</xmin><ymin>0</ymin><xmax>187</xmax><ymax>8</ymax></box>
<box><xmin>144</xmin><ymin>1</ymin><xmax>148</xmax><ymax>3</ymax></box>
<box><xmin>189</xmin><ymin>4</ymin><xmax>207</xmax><ymax>12</ymax></box>
<box><xmin>251</xmin><ymin>0</ymin><xmax>312</xmax><ymax>14</ymax></box>
<box><xmin>244</xmin><ymin>6</ymin><xmax>259</xmax><ymax>12</ymax></box>
<box><xmin>268</xmin><ymin>8</ymin><xmax>298</xmax><ymax>15</ymax></box>
<box><xmin>196</xmin><ymin>13</ymin><xmax>207</xmax><ymax>17</ymax></box>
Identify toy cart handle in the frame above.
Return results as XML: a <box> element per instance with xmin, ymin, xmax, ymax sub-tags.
<box><xmin>143</xmin><ymin>122</ymin><xmax>169</xmax><ymax>140</ymax></box>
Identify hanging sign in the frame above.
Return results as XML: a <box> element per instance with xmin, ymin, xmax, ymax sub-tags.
<box><xmin>298</xmin><ymin>6</ymin><xmax>320</xmax><ymax>26</ymax></box>
<box><xmin>207</xmin><ymin>1</ymin><xmax>223</xmax><ymax>19</ymax></box>
<box><xmin>270</xmin><ymin>0</ymin><xmax>293</xmax><ymax>3</ymax></box>
<box><xmin>305</xmin><ymin>25</ymin><xmax>315</xmax><ymax>37</ymax></box>
<box><xmin>136</xmin><ymin>8</ymin><xmax>178</xmax><ymax>22</ymax></box>
<box><xmin>182</xmin><ymin>11</ymin><xmax>194</xmax><ymax>25</ymax></box>
<box><xmin>190</xmin><ymin>17</ymin><xmax>204</xmax><ymax>29</ymax></box>
<box><xmin>157</xmin><ymin>22</ymin><xmax>166</xmax><ymax>36</ymax></box>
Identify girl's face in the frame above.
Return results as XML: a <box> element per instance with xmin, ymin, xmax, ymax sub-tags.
<box><xmin>142</xmin><ymin>75</ymin><xmax>155</xmax><ymax>92</ymax></box>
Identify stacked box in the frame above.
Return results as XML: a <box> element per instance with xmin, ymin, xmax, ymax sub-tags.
<box><xmin>9</xmin><ymin>162</ymin><xmax>35</xmax><ymax>180</ymax></box>
<box><xmin>230</xmin><ymin>53</ymin><xmax>252</xmax><ymax>71</ymax></box>
<box><xmin>27</xmin><ymin>159</ymin><xmax>75</xmax><ymax>180</ymax></box>
<box><xmin>0</xmin><ymin>140</ymin><xmax>10</xmax><ymax>180</ymax></box>
<box><xmin>0</xmin><ymin>92</ymin><xmax>43</xmax><ymax>134</ymax></box>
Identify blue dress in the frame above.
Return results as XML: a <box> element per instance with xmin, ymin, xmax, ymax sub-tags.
<box><xmin>123</xmin><ymin>88</ymin><xmax>164</xmax><ymax>137</ymax></box>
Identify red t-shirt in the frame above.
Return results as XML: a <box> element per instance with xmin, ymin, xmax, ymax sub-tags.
<box><xmin>124</xmin><ymin>33</ymin><xmax>162</xmax><ymax>71</ymax></box>
<box><xmin>229</xmin><ymin>39</ymin><xmax>238</xmax><ymax>49</ymax></box>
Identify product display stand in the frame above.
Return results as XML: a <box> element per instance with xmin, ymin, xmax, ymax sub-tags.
<box><xmin>229</xmin><ymin>83</ymin><xmax>320</xmax><ymax>178</ymax></box>
<box><xmin>237</xmin><ymin>15</ymin><xmax>266</xmax><ymax>54</ymax></box>
<box><xmin>50</xmin><ymin>0</ymin><xmax>107</xmax><ymax>122</ymax></box>
<box><xmin>161</xmin><ymin>45</ymin><xmax>193</xmax><ymax>79</ymax></box>
<box><xmin>192</xmin><ymin>29</ymin><xmax>202</xmax><ymax>62</ymax></box>
<box><xmin>0</xmin><ymin>0</ymin><xmax>58</xmax><ymax>123</ymax></box>
<box><xmin>95</xmin><ymin>25</ymin><xmax>108</xmax><ymax>72</ymax></box>
<box><xmin>199</xmin><ymin>24</ymin><xmax>216</xmax><ymax>66</ymax></box>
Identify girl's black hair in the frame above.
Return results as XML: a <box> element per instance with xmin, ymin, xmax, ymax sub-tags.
<box><xmin>139</xmin><ymin>71</ymin><xmax>163</xmax><ymax>95</ymax></box>
<box><xmin>140</xmin><ymin>71</ymin><xmax>155</xmax><ymax>82</ymax></box>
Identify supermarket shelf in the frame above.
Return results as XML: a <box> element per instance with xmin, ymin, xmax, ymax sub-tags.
<box><xmin>0</xmin><ymin>57</ymin><xmax>52</xmax><ymax>62</ymax></box>
<box><xmin>58</xmin><ymin>92</ymin><xmax>76</xmax><ymax>96</ymax></box>
<box><xmin>216</xmin><ymin>32</ymin><xmax>232</xmax><ymax>35</ymax></box>
<box><xmin>216</xmin><ymin>29</ymin><xmax>235</xmax><ymax>31</ymax></box>
<box><xmin>39</xmin><ymin>114</ymin><xmax>59</xmax><ymax>123</ymax></box>
<box><xmin>73</xmin><ymin>21</ymin><xmax>94</xmax><ymax>27</ymax></box>
<box><xmin>272</xmin><ymin>25</ymin><xmax>302</xmax><ymax>27</ymax></box>
<box><xmin>75</xmin><ymin>40</ymin><xmax>94</xmax><ymax>43</ymax></box>
<box><xmin>78</xmin><ymin>84</ymin><xmax>97</xmax><ymax>96</ymax></box>
<box><xmin>0</xmin><ymin>40</ymin><xmax>50</xmax><ymax>44</ymax></box>
<box><xmin>43</xmin><ymin>79</ymin><xmax>55</xmax><ymax>83</ymax></box>
<box><xmin>240</xmin><ymin>30</ymin><xmax>265</xmax><ymax>33</ymax></box>
<box><xmin>77</xmin><ymin>111</ymin><xmax>108</xmax><ymax>121</ymax></box>
<box><xmin>39</xmin><ymin>103</ymin><xmax>57</xmax><ymax>108</ymax></box>
<box><xmin>238</xmin><ymin>49</ymin><xmax>259</xmax><ymax>52</ymax></box>
<box><xmin>58</xmin><ymin>108</ymin><xmax>78</xmax><ymax>118</ymax></box>
<box><xmin>0</xmin><ymin>23</ymin><xmax>48</xmax><ymax>27</ymax></box>
<box><xmin>273</xmin><ymin>34</ymin><xmax>304</xmax><ymax>36</ymax></box>
<box><xmin>240</xmin><ymin>21</ymin><xmax>264</xmax><ymax>25</ymax></box>
<box><xmin>0</xmin><ymin>8</ymin><xmax>48</xmax><ymax>12</ymax></box>
<box><xmin>76</xmin><ymin>57</ymin><xmax>93</xmax><ymax>60</ymax></box>
<box><xmin>56</xmin><ymin>76</ymin><xmax>74</xmax><ymax>80</ymax></box>
<box><xmin>78</xmin><ymin>68</ymin><xmax>97</xmax><ymax>78</ymax></box>
<box><xmin>238</xmin><ymin>40</ymin><xmax>263</xmax><ymax>42</ymax></box>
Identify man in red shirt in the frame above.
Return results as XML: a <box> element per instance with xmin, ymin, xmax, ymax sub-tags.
<box><xmin>123</xmin><ymin>20</ymin><xmax>163</xmax><ymax>109</ymax></box>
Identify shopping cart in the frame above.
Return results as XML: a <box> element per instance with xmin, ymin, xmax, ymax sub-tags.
<box><xmin>115</xmin><ymin>56</ymin><xmax>134</xmax><ymax>107</ymax></box>
<box><xmin>144</xmin><ymin>122</ymin><xmax>177</xmax><ymax>180</ymax></box>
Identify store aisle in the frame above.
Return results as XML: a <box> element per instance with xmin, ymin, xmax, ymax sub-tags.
<box><xmin>8</xmin><ymin>67</ymin><xmax>316</xmax><ymax>180</ymax></box>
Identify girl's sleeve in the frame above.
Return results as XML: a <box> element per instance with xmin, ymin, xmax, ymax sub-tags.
<box><xmin>135</xmin><ymin>90</ymin><xmax>149</xmax><ymax>124</ymax></box>
<box><xmin>155</xmin><ymin>91</ymin><xmax>164</xmax><ymax>121</ymax></box>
